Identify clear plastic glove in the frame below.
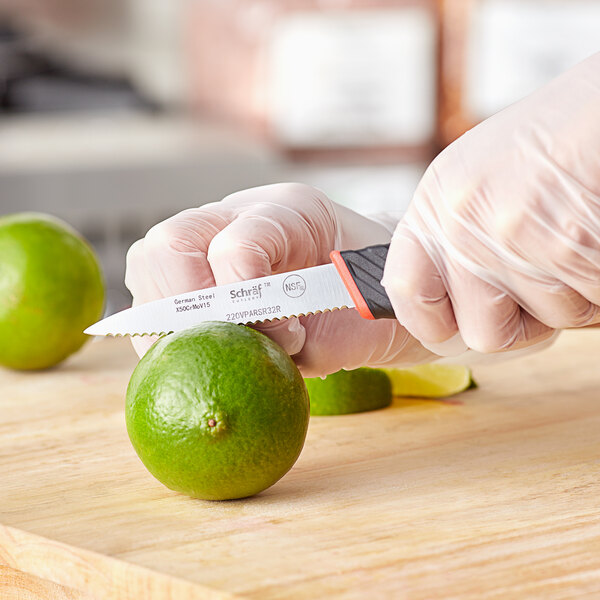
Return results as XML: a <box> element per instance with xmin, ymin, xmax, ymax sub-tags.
<box><xmin>125</xmin><ymin>183</ymin><xmax>435</xmax><ymax>377</ymax></box>
<box><xmin>383</xmin><ymin>53</ymin><xmax>600</xmax><ymax>356</ymax></box>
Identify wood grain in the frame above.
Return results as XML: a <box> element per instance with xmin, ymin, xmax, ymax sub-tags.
<box><xmin>0</xmin><ymin>564</ymin><xmax>92</xmax><ymax>600</ymax></box>
<box><xmin>1</xmin><ymin>330</ymin><xmax>600</xmax><ymax>598</ymax></box>
<box><xmin>0</xmin><ymin>525</ymin><xmax>238</xmax><ymax>600</ymax></box>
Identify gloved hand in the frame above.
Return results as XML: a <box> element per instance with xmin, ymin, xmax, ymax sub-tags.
<box><xmin>383</xmin><ymin>52</ymin><xmax>600</xmax><ymax>356</ymax></box>
<box><xmin>125</xmin><ymin>183</ymin><xmax>435</xmax><ymax>377</ymax></box>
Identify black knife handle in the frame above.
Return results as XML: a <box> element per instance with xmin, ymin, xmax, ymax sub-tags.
<box><xmin>330</xmin><ymin>243</ymin><xmax>395</xmax><ymax>320</ymax></box>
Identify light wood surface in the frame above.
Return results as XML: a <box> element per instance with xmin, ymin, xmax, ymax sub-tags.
<box><xmin>1</xmin><ymin>330</ymin><xmax>600</xmax><ymax>599</ymax></box>
<box><xmin>0</xmin><ymin>564</ymin><xmax>92</xmax><ymax>600</ymax></box>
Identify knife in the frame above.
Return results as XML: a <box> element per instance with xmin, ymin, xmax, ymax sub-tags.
<box><xmin>85</xmin><ymin>244</ymin><xmax>395</xmax><ymax>337</ymax></box>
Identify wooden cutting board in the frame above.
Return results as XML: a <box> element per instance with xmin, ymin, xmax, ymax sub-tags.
<box><xmin>1</xmin><ymin>329</ymin><xmax>600</xmax><ymax>599</ymax></box>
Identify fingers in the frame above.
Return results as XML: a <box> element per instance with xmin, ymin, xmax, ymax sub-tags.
<box><xmin>452</xmin><ymin>194</ymin><xmax>600</xmax><ymax>329</ymax></box>
<box><xmin>130</xmin><ymin>335</ymin><xmax>158</xmax><ymax>359</ymax></box>
<box><xmin>252</xmin><ymin>318</ymin><xmax>307</xmax><ymax>357</ymax></box>
<box><xmin>383</xmin><ymin>225</ymin><xmax>556</xmax><ymax>354</ymax></box>
<box><xmin>124</xmin><ymin>240</ymin><xmax>162</xmax><ymax>358</ymax></box>
<box><xmin>125</xmin><ymin>204</ymin><xmax>235</xmax><ymax>302</ymax></box>
<box><xmin>294</xmin><ymin>309</ymin><xmax>434</xmax><ymax>378</ymax></box>
<box><xmin>124</xmin><ymin>183</ymin><xmax>338</xmax><ymax>360</ymax></box>
<box><xmin>498</xmin><ymin>203</ymin><xmax>600</xmax><ymax>324</ymax></box>
<box><xmin>220</xmin><ymin>182</ymin><xmax>338</xmax><ymax>252</ymax></box>
<box><xmin>126</xmin><ymin>183</ymin><xmax>339</xmax><ymax>297</ymax></box>
<box><xmin>141</xmin><ymin>206</ymin><xmax>234</xmax><ymax>296</ymax></box>
<box><xmin>496</xmin><ymin>272</ymin><xmax>600</xmax><ymax>330</ymax></box>
<box><xmin>206</xmin><ymin>210</ymin><xmax>284</xmax><ymax>285</ymax></box>
<box><xmin>208</xmin><ymin>186</ymin><xmax>338</xmax><ymax>285</ymax></box>
<box><xmin>124</xmin><ymin>205</ymin><xmax>233</xmax><ymax>359</ymax></box>
<box><xmin>382</xmin><ymin>223</ymin><xmax>458</xmax><ymax>345</ymax></box>
<box><xmin>125</xmin><ymin>239</ymin><xmax>164</xmax><ymax>305</ymax></box>
<box><xmin>445</xmin><ymin>263</ymin><xmax>555</xmax><ymax>353</ymax></box>
<box><xmin>205</xmin><ymin>184</ymin><xmax>339</xmax><ymax>355</ymax></box>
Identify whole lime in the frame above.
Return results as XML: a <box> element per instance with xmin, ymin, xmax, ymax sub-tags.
<box><xmin>305</xmin><ymin>368</ymin><xmax>392</xmax><ymax>415</ymax></box>
<box><xmin>0</xmin><ymin>213</ymin><xmax>104</xmax><ymax>370</ymax></box>
<box><xmin>126</xmin><ymin>322</ymin><xmax>310</xmax><ymax>500</ymax></box>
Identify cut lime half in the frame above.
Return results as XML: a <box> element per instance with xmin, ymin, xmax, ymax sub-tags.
<box><xmin>305</xmin><ymin>368</ymin><xmax>392</xmax><ymax>416</ymax></box>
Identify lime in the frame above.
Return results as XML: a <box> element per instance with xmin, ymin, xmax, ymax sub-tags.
<box><xmin>0</xmin><ymin>213</ymin><xmax>104</xmax><ymax>370</ymax></box>
<box><xmin>383</xmin><ymin>364</ymin><xmax>474</xmax><ymax>398</ymax></box>
<box><xmin>305</xmin><ymin>368</ymin><xmax>392</xmax><ymax>416</ymax></box>
<box><xmin>125</xmin><ymin>321</ymin><xmax>310</xmax><ymax>500</ymax></box>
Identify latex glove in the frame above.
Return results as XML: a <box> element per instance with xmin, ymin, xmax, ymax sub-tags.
<box><xmin>125</xmin><ymin>183</ymin><xmax>434</xmax><ymax>377</ymax></box>
<box><xmin>383</xmin><ymin>53</ymin><xmax>600</xmax><ymax>356</ymax></box>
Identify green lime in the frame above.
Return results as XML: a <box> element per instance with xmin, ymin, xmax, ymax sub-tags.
<box><xmin>126</xmin><ymin>322</ymin><xmax>310</xmax><ymax>501</ymax></box>
<box><xmin>305</xmin><ymin>368</ymin><xmax>392</xmax><ymax>416</ymax></box>
<box><xmin>382</xmin><ymin>364</ymin><xmax>474</xmax><ymax>398</ymax></box>
<box><xmin>0</xmin><ymin>213</ymin><xmax>104</xmax><ymax>370</ymax></box>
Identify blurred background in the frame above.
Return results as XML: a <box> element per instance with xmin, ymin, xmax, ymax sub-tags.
<box><xmin>1</xmin><ymin>0</ymin><xmax>599</xmax><ymax>315</ymax></box>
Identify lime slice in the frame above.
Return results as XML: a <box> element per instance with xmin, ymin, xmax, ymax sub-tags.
<box><xmin>382</xmin><ymin>364</ymin><xmax>474</xmax><ymax>398</ymax></box>
<box><xmin>305</xmin><ymin>368</ymin><xmax>392</xmax><ymax>416</ymax></box>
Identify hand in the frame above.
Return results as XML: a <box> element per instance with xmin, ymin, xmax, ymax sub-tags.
<box><xmin>125</xmin><ymin>183</ymin><xmax>434</xmax><ymax>377</ymax></box>
<box><xmin>383</xmin><ymin>53</ymin><xmax>600</xmax><ymax>355</ymax></box>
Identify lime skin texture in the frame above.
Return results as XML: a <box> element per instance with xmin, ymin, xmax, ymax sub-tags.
<box><xmin>126</xmin><ymin>322</ymin><xmax>310</xmax><ymax>501</ymax></box>
<box><xmin>0</xmin><ymin>212</ymin><xmax>104</xmax><ymax>370</ymax></box>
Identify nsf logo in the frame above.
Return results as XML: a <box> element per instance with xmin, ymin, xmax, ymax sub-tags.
<box><xmin>283</xmin><ymin>274</ymin><xmax>306</xmax><ymax>298</ymax></box>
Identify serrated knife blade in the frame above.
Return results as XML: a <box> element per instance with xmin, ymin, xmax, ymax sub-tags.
<box><xmin>85</xmin><ymin>244</ymin><xmax>395</xmax><ymax>337</ymax></box>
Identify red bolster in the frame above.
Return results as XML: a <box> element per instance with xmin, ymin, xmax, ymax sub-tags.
<box><xmin>330</xmin><ymin>250</ymin><xmax>375</xmax><ymax>320</ymax></box>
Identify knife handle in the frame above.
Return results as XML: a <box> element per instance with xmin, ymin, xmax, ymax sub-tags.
<box><xmin>330</xmin><ymin>243</ymin><xmax>396</xmax><ymax>320</ymax></box>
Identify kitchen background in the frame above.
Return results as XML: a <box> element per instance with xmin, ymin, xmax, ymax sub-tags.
<box><xmin>1</xmin><ymin>0</ymin><xmax>599</xmax><ymax>315</ymax></box>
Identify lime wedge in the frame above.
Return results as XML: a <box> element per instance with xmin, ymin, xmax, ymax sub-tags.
<box><xmin>382</xmin><ymin>364</ymin><xmax>474</xmax><ymax>398</ymax></box>
<box><xmin>305</xmin><ymin>368</ymin><xmax>392</xmax><ymax>416</ymax></box>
